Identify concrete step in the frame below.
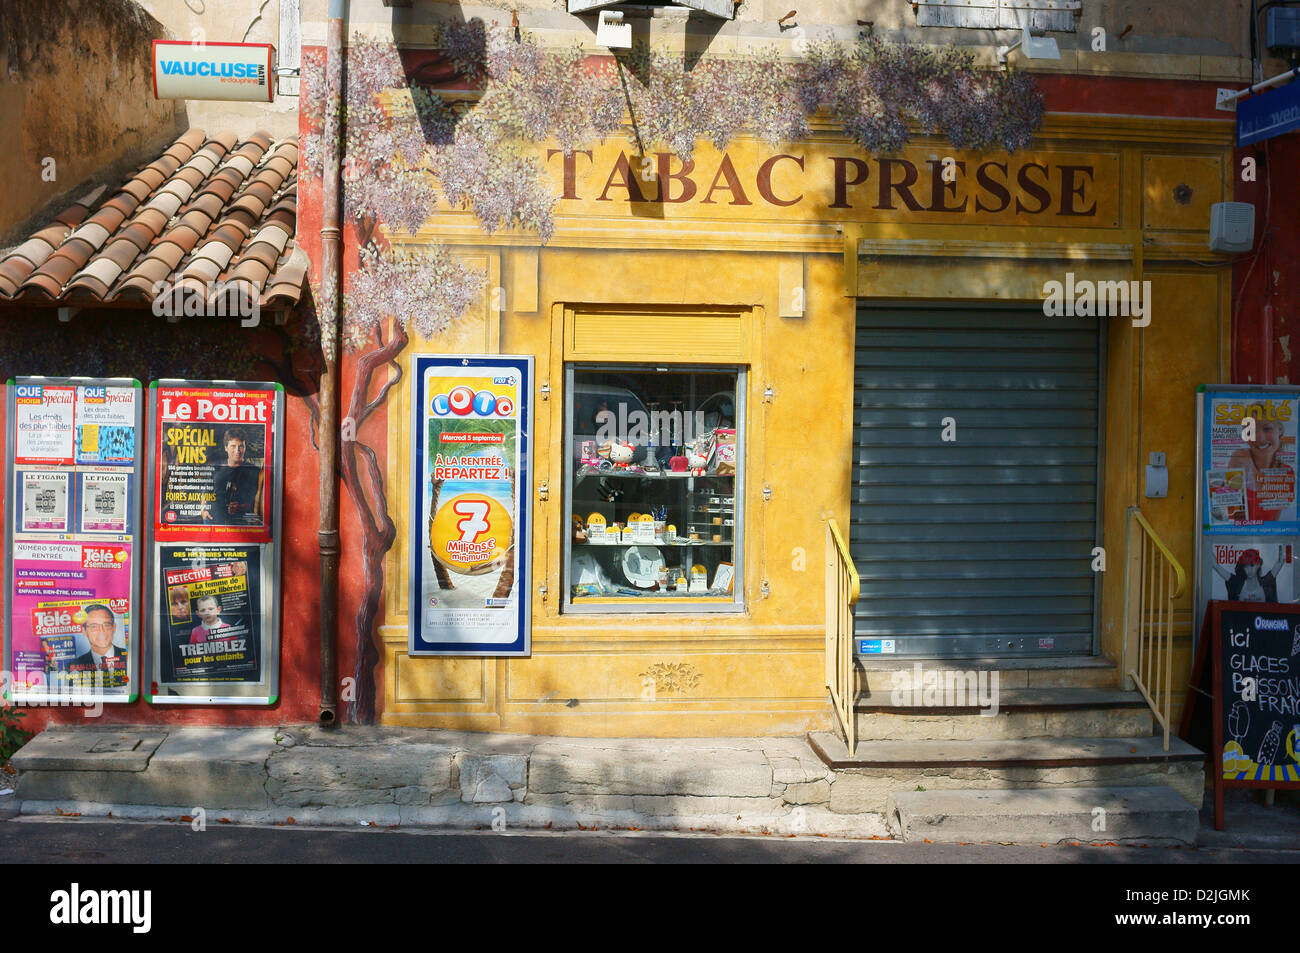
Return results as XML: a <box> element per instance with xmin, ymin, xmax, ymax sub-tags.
<box><xmin>886</xmin><ymin>785</ymin><xmax>1199</xmax><ymax>846</ymax></box>
<box><xmin>854</xmin><ymin>688</ymin><xmax>1154</xmax><ymax>740</ymax></box>
<box><xmin>808</xmin><ymin>730</ymin><xmax>1206</xmax><ymax>814</ymax></box>
<box><xmin>857</xmin><ymin>657</ymin><xmax>1119</xmax><ymax>695</ymax></box>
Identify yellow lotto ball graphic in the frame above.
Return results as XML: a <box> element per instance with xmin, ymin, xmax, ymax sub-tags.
<box><xmin>430</xmin><ymin>494</ymin><xmax>512</xmax><ymax>575</ymax></box>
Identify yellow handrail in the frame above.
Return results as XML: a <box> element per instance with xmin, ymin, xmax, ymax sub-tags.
<box><xmin>827</xmin><ymin>519</ymin><xmax>861</xmax><ymax>604</ymax></box>
<box><xmin>1122</xmin><ymin>506</ymin><xmax>1187</xmax><ymax>752</ymax></box>
<box><xmin>825</xmin><ymin>519</ymin><xmax>860</xmax><ymax>757</ymax></box>
<box><xmin>1129</xmin><ymin>508</ymin><xmax>1187</xmax><ymax>599</ymax></box>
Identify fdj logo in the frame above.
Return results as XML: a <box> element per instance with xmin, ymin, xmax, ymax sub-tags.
<box><xmin>431</xmin><ymin>386</ymin><xmax>514</xmax><ymax>418</ymax></box>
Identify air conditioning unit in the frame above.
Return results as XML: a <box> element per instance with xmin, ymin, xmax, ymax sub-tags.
<box><xmin>1210</xmin><ymin>202</ymin><xmax>1255</xmax><ymax>253</ymax></box>
<box><xmin>1266</xmin><ymin>7</ymin><xmax>1300</xmax><ymax>55</ymax></box>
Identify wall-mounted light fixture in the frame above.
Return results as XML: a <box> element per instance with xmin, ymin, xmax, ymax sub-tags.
<box><xmin>596</xmin><ymin>9</ymin><xmax>632</xmax><ymax>48</ymax></box>
<box><xmin>997</xmin><ymin>26</ymin><xmax>1060</xmax><ymax>66</ymax></box>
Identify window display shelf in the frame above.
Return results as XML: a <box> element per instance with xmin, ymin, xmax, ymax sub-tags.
<box><xmin>574</xmin><ymin>470</ymin><xmax>735</xmax><ymax>479</ymax></box>
<box><xmin>573</xmin><ymin>541</ymin><xmax>733</xmax><ymax>547</ymax></box>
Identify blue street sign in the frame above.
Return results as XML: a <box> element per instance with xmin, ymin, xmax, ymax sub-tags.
<box><xmin>1238</xmin><ymin>75</ymin><xmax>1300</xmax><ymax>146</ymax></box>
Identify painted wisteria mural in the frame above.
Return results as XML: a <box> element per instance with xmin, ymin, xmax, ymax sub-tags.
<box><xmin>300</xmin><ymin>20</ymin><xmax>1045</xmax><ymax>723</ymax></box>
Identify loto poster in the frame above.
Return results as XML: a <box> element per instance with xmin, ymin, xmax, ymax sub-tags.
<box><xmin>146</xmin><ymin>381</ymin><xmax>282</xmax><ymax>704</ymax></box>
<box><xmin>409</xmin><ymin>356</ymin><xmax>533</xmax><ymax>657</ymax></box>
<box><xmin>5</xmin><ymin>378</ymin><xmax>142</xmax><ymax>703</ymax></box>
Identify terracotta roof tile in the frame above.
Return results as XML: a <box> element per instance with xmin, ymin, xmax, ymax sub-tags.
<box><xmin>119</xmin><ymin>178</ymin><xmax>154</xmax><ymax>203</ymax></box>
<box><xmin>67</xmin><ymin>221</ymin><xmax>112</xmax><ymax>250</ymax></box>
<box><xmin>191</xmin><ymin>239</ymin><xmax>236</xmax><ymax>271</ymax></box>
<box><xmin>180</xmin><ymin>257</ymin><xmax>223</xmax><ymax>285</ymax></box>
<box><xmin>209</xmin><ymin>222</ymin><xmax>250</xmax><ymax>250</ymax></box>
<box><xmin>31</xmin><ymin>223</ymin><xmax>71</xmax><ymax>246</ymax></box>
<box><xmin>228</xmin><ymin>257</ymin><xmax>271</xmax><ymax>286</ymax></box>
<box><xmin>135</xmin><ymin>166</ymin><xmax>167</xmax><ymax>192</ymax></box>
<box><xmin>188</xmin><ymin>193</ymin><xmax>225</xmax><ymax>220</ymax></box>
<box><xmin>9</xmin><ymin>238</ymin><xmax>55</xmax><ymax>269</ymax></box>
<box><xmin>130</xmin><ymin>207</ymin><xmax>169</xmax><ymax>237</ymax></box>
<box><xmin>237</xmin><ymin>242</ymin><xmax>281</xmax><ymax>272</ymax></box>
<box><xmin>18</xmin><ymin>273</ymin><xmax>63</xmax><ymax>299</ymax></box>
<box><xmin>263</xmin><ymin>155</ymin><xmax>294</xmax><ymax>181</ymax></box>
<box><xmin>0</xmin><ymin>257</ymin><xmax>36</xmax><ymax>294</ymax></box>
<box><xmin>100</xmin><ymin>238</ymin><xmax>142</xmax><ymax>271</ymax></box>
<box><xmin>1</xmin><ymin>129</ymin><xmax>303</xmax><ymax>311</ymax></box>
<box><xmin>225</xmin><ymin>207</ymin><xmax>259</xmax><ymax>231</ymax></box>
<box><xmin>174</xmin><ymin>166</ymin><xmax>207</xmax><ymax>190</ymax></box>
<box><xmin>118</xmin><ymin>221</ymin><xmax>157</xmax><ymax>251</ymax></box>
<box><xmin>50</xmin><ymin>204</ymin><xmax>89</xmax><ymax>228</ymax></box>
<box><xmin>264</xmin><ymin>209</ymin><xmax>295</xmax><ymax>234</ymax></box>
<box><xmin>162</xmin><ymin>224</ymin><xmax>202</xmax><ymax>255</ymax></box>
<box><xmin>84</xmin><ymin>205</ymin><xmax>128</xmax><ymax>235</ymax></box>
<box><xmin>51</xmin><ymin>239</ymin><xmax>96</xmax><ymax>271</ymax></box>
<box><xmin>209</xmin><ymin>130</ymin><xmax>240</xmax><ymax>152</ymax></box>
<box><xmin>103</xmin><ymin>193</ymin><xmax>141</xmax><ymax>219</ymax></box>
<box><xmin>65</xmin><ymin>273</ymin><xmax>111</xmax><ymax>300</ymax></box>
<box><xmin>29</xmin><ymin>251</ymin><xmax>81</xmax><ymax>287</ymax></box>
<box><xmin>176</xmin><ymin>209</ymin><xmax>212</xmax><ymax>235</ymax></box>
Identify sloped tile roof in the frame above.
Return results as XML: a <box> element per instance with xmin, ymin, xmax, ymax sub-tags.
<box><xmin>0</xmin><ymin>128</ymin><xmax>306</xmax><ymax>311</ymax></box>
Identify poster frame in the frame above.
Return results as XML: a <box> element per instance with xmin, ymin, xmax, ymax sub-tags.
<box><xmin>1194</xmin><ymin>384</ymin><xmax>1300</xmax><ymax>644</ymax></box>
<box><xmin>4</xmin><ymin>376</ymin><xmax>143</xmax><ymax>705</ymax></box>
<box><xmin>144</xmin><ymin>379</ymin><xmax>283</xmax><ymax>705</ymax></box>
<box><xmin>408</xmin><ymin>354</ymin><xmax>533</xmax><ymax>658</ymax></box>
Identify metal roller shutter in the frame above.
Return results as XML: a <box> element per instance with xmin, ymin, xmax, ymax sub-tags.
<box><xmin>851</xmin><ymin>306</ymin><xmax>1102</xmax><ymax>658</ymax></box>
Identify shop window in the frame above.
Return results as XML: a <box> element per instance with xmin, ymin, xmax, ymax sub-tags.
<box><xmin>563</xmin><ymin>365</ymin><xmax>744</xmax><ymax>612</ymax></box>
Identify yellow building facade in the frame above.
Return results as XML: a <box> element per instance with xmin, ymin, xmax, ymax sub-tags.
<box><xmin>375</xmin><ymin>112</ymin><xmax>1234</xmax><ymax>737</ymax></box>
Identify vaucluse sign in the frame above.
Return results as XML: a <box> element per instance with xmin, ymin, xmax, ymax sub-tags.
<box><xmin>152</xmin><ymin>40</ymin><xmax>275</xmax><ymax>103</ymax></box>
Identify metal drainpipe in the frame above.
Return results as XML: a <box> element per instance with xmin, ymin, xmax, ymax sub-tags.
<box><xmin>318</xmin><ymin>0</ymin><xmax>345</xmax><ymax>727</ymax></box>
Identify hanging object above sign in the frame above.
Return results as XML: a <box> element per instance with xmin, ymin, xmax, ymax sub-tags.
<box><xmin>152</xmin><ymin>40</ymin><xmax>276</xmax><ymax>103</ymax></box>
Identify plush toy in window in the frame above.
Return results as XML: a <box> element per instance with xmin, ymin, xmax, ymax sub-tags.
<box><xmin>686</xmin><ymin>444</ymin><xmax>709</xmax><ymax>476</ymax></box>
<box><xmin>609</xmin><ymin>441</ymin><xmax>635</xmax><ymax>469</ymax></box>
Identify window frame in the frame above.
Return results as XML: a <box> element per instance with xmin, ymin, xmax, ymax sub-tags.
<box><xmin>560</xmin><ymin>362</ymin><xmax>747</xmax><ymax>615</ymax></box>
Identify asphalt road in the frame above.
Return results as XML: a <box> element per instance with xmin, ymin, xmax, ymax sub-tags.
<box><xmin>3</xmin><ymin>815</ymin><xmax>1297</xmax><ymax>864</ymax></box>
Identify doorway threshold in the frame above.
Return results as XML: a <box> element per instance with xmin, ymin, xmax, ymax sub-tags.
<box><xmin>855</xmin><ymin>655</ymin><xmax>1114</xmax><ymax>671</ymax></box>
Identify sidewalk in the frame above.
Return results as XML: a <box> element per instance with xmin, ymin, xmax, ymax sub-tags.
<box><xmin>7</xmin><ymin>725</ymin><xmax>888</xmax><ymax>838</ymax></box>
<box><xmin>6</xmin><ymin>725</ymin><xmax>1298</xmax><ymax>849</ymax></box>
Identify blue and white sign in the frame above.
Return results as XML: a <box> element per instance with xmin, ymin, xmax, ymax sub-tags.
<box><xmin>858</xmin><ymin>638</ymin><xmax>896</xmax><ymax>655</ymax></box>
<box><xmin>152</xmin><ymin>40</ymin><xmax>275</xmax><ymax>103</ymax></box>
<box><xmin>1237</xmin><ymin>77</ymin><xmax>1300</xmax><ymax>146</ymax></box>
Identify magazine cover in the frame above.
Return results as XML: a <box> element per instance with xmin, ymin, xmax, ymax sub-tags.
<box><xmin>8</xmin><ymin>540</ymin><xmax>133</xmax><ymax>696</ymax></box>
<box><xmin>1202</xmin><ymin>538</ymin><xmax>1300</xmax><ymax>604</ymax></box>
<box><xmin>153</xmin><ymin>385</ymin><xmax>275</xmax><ymax>543</ymax></box>
<box><xmin>1204</xmin><ymin>393</ymin><xmax>1300</xmax><ymax>533</ymax></box>
<box><xmin>157</xmin><ymin>545</ymin><xmax>262</xmax><ymax>685</ymax></box>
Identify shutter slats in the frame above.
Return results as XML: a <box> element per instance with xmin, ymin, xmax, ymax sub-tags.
<box><xmin>850</xmin><ymin>307</ymin><xmax>1100</xmax><ymax>657</ymax></box>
